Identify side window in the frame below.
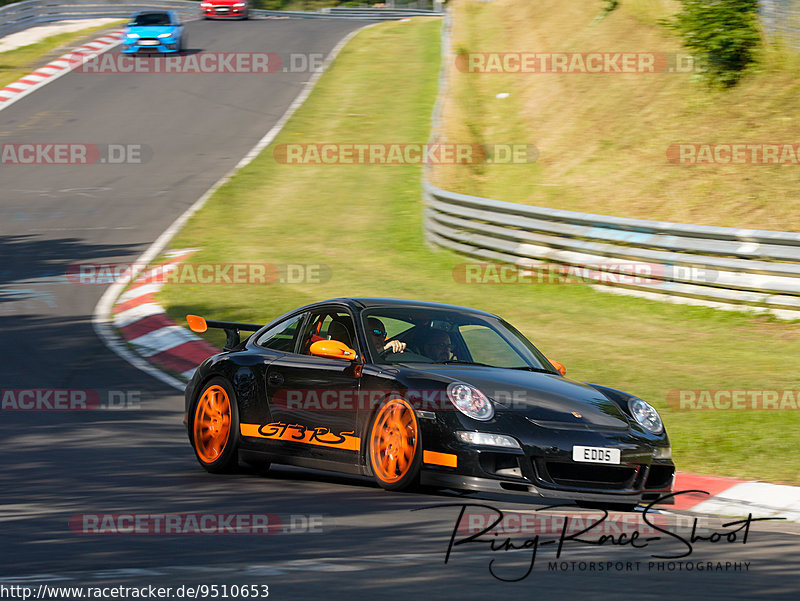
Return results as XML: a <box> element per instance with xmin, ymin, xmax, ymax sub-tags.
<box><xmin>255</xmin><ymin>313</ymin><xmax>304</xmax><ymax>353</ymax></box>
<box><xmin>379</xmin><ymin>317</ymin><xmax>414</xmax><ymax>341</ymax></box>
<box><xmin>299</xmin><ymin>311</ymin><xmax>357</xmax><ymax>355</ymax></box>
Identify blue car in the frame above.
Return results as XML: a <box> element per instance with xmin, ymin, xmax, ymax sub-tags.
<box><xmin>121</xmin><ymin>11</ymin><xmax>186</xmax><ymax>54</ymax></box>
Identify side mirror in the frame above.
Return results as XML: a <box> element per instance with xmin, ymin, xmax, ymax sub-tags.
<box><xmin>310</xmin><ymin>340</ymin><xmax>358</xmax><ymax>361</ymax></box>
<box><xmin>550</xmin><ymin>360</ymin><xmax>566</xmax><ymax>377</ymax></box>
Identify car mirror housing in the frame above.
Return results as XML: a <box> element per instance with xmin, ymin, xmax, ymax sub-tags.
<box><xmin>550</xmin><ymin>360</ymin><xmax>567</xmax><ymax>376</ymax></box>
<box><xmin>310</xmin><ymin>340</ymin><xmax>358</xmax><ymax>361</ymax></box>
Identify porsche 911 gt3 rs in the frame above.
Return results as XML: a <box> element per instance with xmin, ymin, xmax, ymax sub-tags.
<box><xmin>184</xmin><ymin>298</ymin><xmax>675</xmax><ymax>510</ymax></box>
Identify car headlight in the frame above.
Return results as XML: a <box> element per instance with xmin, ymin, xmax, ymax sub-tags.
<box><xmin>158</xmin><ymin>32</ymin><xmax>174</xmax><ymax>39</ymax></box>
<box><xmin>447</xmin><ymin>382</ymin><xmax>494</xmax><ymax>421</ymax></box>
<box><xmin>628</xmin><ymin>398</ymin><xmax>663</xmax><ymax>434</ymax></box>
<box><xmin>234</xmin><ymin>2</ymin><xmax>247</xmax><ymax>6</ymax></box>
<box><xmin>457</xmin><ymin>431</ymin><xmax>519</xmax><ymax>448</ymax></box>
<box><xmin>126</xmin><ymin>33</ymin><xmax>139</xmax><ymax>38</ymax></box>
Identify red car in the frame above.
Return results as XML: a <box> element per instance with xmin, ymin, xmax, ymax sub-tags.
<box><xmin>200</xmin><ymin>1</ymin><xmax>249</xmax><ymax>20</ymax></box>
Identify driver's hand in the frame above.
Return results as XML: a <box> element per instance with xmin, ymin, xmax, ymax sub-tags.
<box><xmin>383</xmin><ymin>340</ymin><xmax>406</xmax><ymax>354</ymax></box>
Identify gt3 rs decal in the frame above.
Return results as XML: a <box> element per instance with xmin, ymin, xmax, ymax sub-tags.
<box><xmin>240</xmin><ymin>422</ymin><xmax>360</xmax><ymax>451</ymax></box>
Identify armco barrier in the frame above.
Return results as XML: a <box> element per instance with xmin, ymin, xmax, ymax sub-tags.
<box><xmin>0</xmin><ymin>0</ymin><xmax>442</xmax><ymax>37</ymax></box>
<box><xmin>423</xmin><ymin>11</ymin><xmax>800</xmax><ymax>321</ymax></box>
<box><xmin>423</xmin><ymin>182</ymin><xmax>800</xmax><ymax>321</ymax></box>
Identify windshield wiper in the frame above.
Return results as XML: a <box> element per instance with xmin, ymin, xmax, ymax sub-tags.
<box><xmin>441</xmin><ymin>360</ymin><xmax>495</xmax><ymax>367</ymax></box>
<box><xmin>510</xmin><ymin>366</ymin><xmax>555</xmax><ymax>373</ymax></box>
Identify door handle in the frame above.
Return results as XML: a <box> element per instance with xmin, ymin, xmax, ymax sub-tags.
<box><xmin>268</xmin><ymin>372</ymin><xmax>284</xmax><ymax>386</ymax></box>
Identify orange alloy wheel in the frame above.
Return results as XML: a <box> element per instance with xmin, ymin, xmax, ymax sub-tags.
<box><xmin>193</xmin><ymin>385</ymin><xmax>232</xmax><ymax>464</ymax></box>
<box><xmin>370</xmin><ymin>399</ymin><xmax>418</xmax><ymax>484</ymax></box>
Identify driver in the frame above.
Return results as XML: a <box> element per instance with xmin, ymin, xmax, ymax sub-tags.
<box><xmin>421</xmin><ymin>328</ymin><xmax>454</xmax><ymax>362</ymax></box>
<box><xmin>368</xmin><ymin>317</ymin><xmax>406</xmax><ymax>357</ymax></box>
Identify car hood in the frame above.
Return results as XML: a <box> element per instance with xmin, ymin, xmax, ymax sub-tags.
<box><xmin>127</xmin><ymin>25</ymin><xmax>178</xmax><ymax>36</ymax></box>
<box><xmin>402</xmin><ymin>364</ymin><xmax>631</xmax><ymax>430</ymax></box>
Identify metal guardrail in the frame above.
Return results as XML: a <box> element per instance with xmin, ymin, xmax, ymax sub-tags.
<box><xmin>760</xmin><ymin>0</ymin><xmax>800</xmax><ymax>49</ymax></box>
<box><xmin>0</xmin><ymin>0</ymin><xmax>443</xmax><ymax>38</ymax></box>
<box><xmin>424</xmin><ymin>182</ymin><xmax>800</xmax><ymax>318</ymax></box>
<box><xmin>423</xmin><ymin>11</ymin><xmax>800</xmax><ymax>321</ymax></box>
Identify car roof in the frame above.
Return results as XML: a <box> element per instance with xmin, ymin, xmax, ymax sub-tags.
<box><xmin>131</xmin><ymin>10</ymin><xmax>175</xmax><ymax>18</ymax></box>
<box><xmin>303</xmin><ymin>297</ymin><xmax>498</xmax><ymax>318</ymax></box>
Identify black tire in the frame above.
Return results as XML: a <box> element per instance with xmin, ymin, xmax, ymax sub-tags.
<box><xmin>576</xmin><ymin>500</ymin><xmax>638</xmax><ymax>512</ymax></box>
<box><xmin>189</xmin><ymin>377</ymin><xmax>240</xmax><ymax>473</ymax></box>
<box><xmin>367</xmin><ymin>397</ymin><xmax>422</xmax><ymax>491</ymax></box>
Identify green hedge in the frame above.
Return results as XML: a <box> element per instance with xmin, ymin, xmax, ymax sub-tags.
<box><xmin>664</xmin><ymin>0</ymin><xmax>762</xmax><ymax>87</ymax></box>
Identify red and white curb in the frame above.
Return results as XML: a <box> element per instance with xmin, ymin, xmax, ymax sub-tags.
<box><xmin>671</xmin><ymin>472</ymin><xmax>800</xmax><ymax>523</ymax></box>
<box><xmin>0</xmin><ymin>30</ymin><xmax>123</xmax><ymax>111</ymax></box>
<box><xmin>112</xmin><ymin>249</ymin><xmax>217</xmax><ymax>381</ymax></box>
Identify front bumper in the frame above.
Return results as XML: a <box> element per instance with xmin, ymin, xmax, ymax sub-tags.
<box><xmin>421</xmin><ymin>465</ymin><xmax>675</xmax><ymax>505</ymax></box>
<box><xmin>203</xmin><ymin>8</ymin><xmax>248</xmax><ymax>18</ymax></box>
<box><xmin>121</xmin><ymin>39</ymin><xmax>181</xmax><ymax>53</ymax></box>
<box><xmin>418</xmin><ymin>416</ymin><xmax>675</xmax><ymax>505</ymax></box>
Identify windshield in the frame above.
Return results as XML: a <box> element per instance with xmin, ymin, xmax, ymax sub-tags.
<box><xmin>130</xmin><ymin>13</ymin><xmax>172</xmax><ymax>27</ymax></box>
<box><xmin>362</xmin><ymin>307</ymin><xmax>555</xmax><ymax>371</ymax></box>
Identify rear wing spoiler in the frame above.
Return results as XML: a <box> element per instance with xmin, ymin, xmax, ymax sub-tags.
<box><xmin>186</xmin><ymin>314</ymin><xmax>263</xmax><ymax>351</ymax></box>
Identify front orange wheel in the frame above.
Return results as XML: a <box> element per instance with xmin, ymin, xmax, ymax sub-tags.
<box><xmin>191</xmin><ymin>378</ymin><xmax>239</xmax><ymax>473</ymax></box>
<box><xmin>369</xmin><ymin>398</ymin><xmax>421</xmax><ymax>490</ymax></box>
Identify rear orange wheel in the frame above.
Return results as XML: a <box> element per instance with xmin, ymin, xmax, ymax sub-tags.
<box><xmin>369</xmin><ymin>398</ymin><xmax>421</xmax><ymax>490</ymax></box>
<box><xmin>190</xmin><ymin>378</ymin><xmax>239</xmax><ymax>473</ymax></box>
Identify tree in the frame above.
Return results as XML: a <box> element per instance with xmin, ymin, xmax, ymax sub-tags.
<box><xmin>665</xmin><ymin>0</ymin><xmax>761</xmax><ymax>87</ymax></box>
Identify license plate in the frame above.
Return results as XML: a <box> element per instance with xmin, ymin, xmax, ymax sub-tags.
<box><xmin>216</xmin><ymin>7</ymin><xmax>230</xmax><ymax>11</ymax></box>
<box><xmin>572</xmin><ymin>446</ymin><xmax>621</xmax><ymax>465</ymax></box>
<box><xmin>138</xmin><ymin>40</ymin><xmax>159</xmax><ymax>46</ymax></box>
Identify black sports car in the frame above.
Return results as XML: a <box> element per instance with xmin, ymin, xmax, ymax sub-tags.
<box><xmin>184</xmin><ymin>298</ymin><xmax>674</xmax><ymax>510</ymax></box>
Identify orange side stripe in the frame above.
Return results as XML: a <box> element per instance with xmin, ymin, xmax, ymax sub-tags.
<box><xmin>423</xmin><ymin>450</ymin><xmax>457</xmax><ymax>468</ymax></box>
<box><xmin>240</xmin><ymin>422</ymin><xmax>360</xmax><ymax>451</ymax></box>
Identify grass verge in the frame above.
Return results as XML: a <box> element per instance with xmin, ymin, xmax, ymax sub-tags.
<box><xmin>158</xmin><ymin>17</ymin><xmax>800</xmax><ymax>485</ymax></box>
<box><xmin>0</xmin><ymin>21</ymin><xmax>123</xmax><ymax>89</ymax></box>
<box><xmin>432</xmin><ymin>0</ymin><xmax>800</xmax><ymax>231</ymax></box>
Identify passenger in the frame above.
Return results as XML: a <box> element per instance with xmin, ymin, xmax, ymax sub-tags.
<box><xmin>368</xmin><ymin>317</ymin><xmax>406</xmax><ymax>356</ymax></box>
<box><xmin>421</xmin><ymin>328</ymin><xmax>454</xmax><ymax>362</ymax></box>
